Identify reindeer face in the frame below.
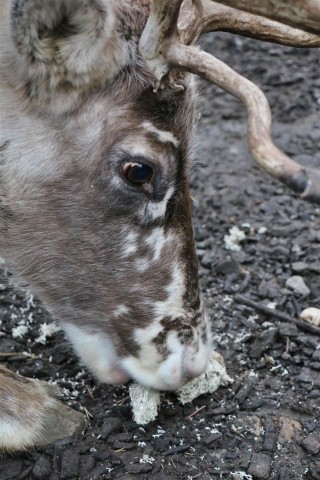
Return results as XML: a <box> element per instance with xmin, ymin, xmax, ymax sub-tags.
<box><xmin>0</xmin><ymin>0</ymin><xmax>212</xmax><ymax>389</ymax></box>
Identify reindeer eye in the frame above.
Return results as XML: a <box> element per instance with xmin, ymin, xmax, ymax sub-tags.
<box><xmin>122</xmin><ymin>162</ymin><xmax>153</xmax><ymax>185</ymax></box>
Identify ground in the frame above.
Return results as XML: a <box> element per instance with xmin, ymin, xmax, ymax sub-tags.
<box><xmin>1</xmin><ymin>34</ymin><xmax>320</xmax><ymax>480</ymax></box>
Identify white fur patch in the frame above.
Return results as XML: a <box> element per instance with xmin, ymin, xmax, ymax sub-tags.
<box><xmin>154</xmin><ymin>263</ymin><xmax>185</xmax><ymax>318</ymax></box>
<box><xmin>145</xmin><ymin>186</ymin><xmax>174</xmax><ymax>220</ymax></box>
<box><xmin>142</xmin><ymin>121</ymin><xmax>179</xmax><ymax>148</ymax></box>
<box><xmin>63</xmin><ymin>323</ymin><xmax>128</xmax><ymax>384</ymax></box>
<box><xmin>145</xmin><ymin>227</ymin><xmax>166</xmax><ymax>261</ymax></box>
<box><xmin>134</xmin><ymin>227</ymin><xmax>174</xmax><ymax>271</ymax></box>
<box><xmin>113</xmin><ymin>305</ymin><xmax>129</xmax><ymax>317</ymax></box>
<box><xmin>122</xmin><ymin>231</ymin><xmax>138</xmax><ymax>257</ymax></box>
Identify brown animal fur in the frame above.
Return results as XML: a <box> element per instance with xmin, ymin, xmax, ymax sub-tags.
<box><xmin>0</xmin><ymin>0</ymin><xmax>211</xmax><ymax>451</ymax></box>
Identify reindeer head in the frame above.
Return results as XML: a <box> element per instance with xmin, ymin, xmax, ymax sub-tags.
<box><xmin>0</xmin><ymin>0</ymin><xmax>212</xmax><ymax>390</ymax></box>
<box><xmin>0</xmin><ymin>0</ymin><xmax>319</xmax><ymax>390</ymax></box>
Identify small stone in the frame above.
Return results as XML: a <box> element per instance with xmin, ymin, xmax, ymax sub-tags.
<box><xmin>248</xmin><ymin>453</ymin><xmax>272</xmax><ymax>479</ymax></box>
<box><xmin>301</xmin><ymin>433</ymin><xmax>320</xmax><ymax>455</ymax></box>
<box><xmin>109</xmin><ymin>432</ymin><xmax>134</xmax><ymax>444</ymax></box>
<box><xmin>85</xmin><ymin>464</ymin><xmax>113</xmax><ymax>480</ymax></box>
<box><xmin>60</xmin><ymin>449</ymin><xmax>80</xmax><ymax>479</ymax></box>
<box><xmin>0</xmin><ymin>461</ymin><xmax>23</xmax><ymax>480</ymax></box>
<box><xmin>126</xmin><ymin>463</ymin><xmax>154</xmax><ymax>474</ymax></box>
<box><xmin>300</xmin><ymin>307</ymin><xmax>320</xmax><ymax>327</ymax></box>
<box><xmin>309</xmin><ymin>461</ymin><xmax>320</xmax><ymax>480</ymax></box>
<box><xmin>295</xmin><ymin>367</ymin><xmax>314</xmax><ymax>384</ymax></box>
<box><xmin>79</xmin><ymin>455</ymin><xmax>96</xmax><ymax>477</ymax></box>
<box><xmin>151</xmin><ymin>473</ymin><xmax>174</xmax><ymax>480</ymax></box>
<box><xmin>93</xmin><ymin>447</ymin><xmax>111</xmax><ymax>462</ymax></box>
<box><xmin>263</xmin><ymin>417</ymin><xmax>277</xmax><ymax>452</ymax></box>
<box><xmin>216</xmin><ymin>259</ymin><xmax>240</xmax><ymax>276</ymax></box>
<box><xmin>309</xmin><ymin>230</ymin><xmax>320</xmax><ymax>242</ymax></box>
<box><xmin>32</xmin><ymin>456</ymin><xmax>52</xmax><ymax>479</ymax></box>
<box><xmin>249</xmin><ymin>329</ymin><xmax>278</xmax><ymax>359</ymax></box>
<box><xmin>202</xmin><ymin>432</ymin><xmax>223</xmax><ymax>446</ymax></box>
<box><xmin>291</xmin><ymin>261</ymin><xmax>309</xmax><ymax>273</ymax></box>
<box><xmin>277</xmin><ymin>417</ymin><xmax>302</xmax><ymax>444</ymax></box>
<box><xmin>285</xmin><ymin>276</ymin><xmax>310</xmax><ymax>296</ymax></box>
<box><xmin>100</xmin><ymin>417</ymin><xmax>122</xmax><ymax>440</ymax></box>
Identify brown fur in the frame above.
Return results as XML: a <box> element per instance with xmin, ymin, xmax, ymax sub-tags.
<box><xmin>0</xmin><ymin>0</ymin><xmax>211</xmax><ymax>451</ymax></box>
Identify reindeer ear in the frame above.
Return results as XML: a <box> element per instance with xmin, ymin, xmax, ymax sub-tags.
<box><xmin>11</xmin><ymin>0</ymin><xmax>122</xmax><ymax>88</ymax></box>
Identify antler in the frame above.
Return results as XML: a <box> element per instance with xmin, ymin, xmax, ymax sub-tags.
<box><xmin>140</xmin><ymin>0</ymin><xmax>320</xmax><ymax>204</ymax></box>
<box><xmin>214</xmin><ymin>0</ymin><xmax>320</xmax><ymax>35</ymax></box>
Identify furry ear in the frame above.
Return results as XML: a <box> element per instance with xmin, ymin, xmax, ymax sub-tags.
<box><xmin>10</xmin><ymin>0</ymin><xmax>127</xmax><ymax>91</ymax></box>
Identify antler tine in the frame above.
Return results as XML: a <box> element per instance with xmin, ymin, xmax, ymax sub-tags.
<box><xmin>166</xmin><ymin>43</ymin><xmax>320</xmax><ymax>204</ymax></box>
<box><xmin>199</xmin><ymin>1</ymin><xmax>320</xmax><ymax>47</ymax></box>
<box><xmin>139</xmin><ymin>0</ymin><xmax>185</xmax><ymax>82</ymax></box>
<box><xmin>139</xmin><ymin>1</ymin><xmax>320</xmax><ymax>203</ymax></box>
<box><xmin>213</xmin><ymin>0</ymin><xmax>320</xmax><ymax>35</ymax></box>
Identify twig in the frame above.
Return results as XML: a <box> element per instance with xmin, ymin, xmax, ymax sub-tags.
<box><xmin>0</xmin><ymin>352</ymin><xmax>38</xmax><ymax>359</ymax></box>
<box><xmin>186</xmin><ymin>405</ymin><xmax>206</xmax><ymax>420</ymax></box>
<box><xmin>86</xmin><ymin>385</ymin><xmax>94</xmax><ymax>399</ymax></box>
<box><xmin>116</xmin><ymin>395</ymin><xmax>130</xmax><ymax>405</ymax></box>
<box><xmin>77</xmin><ymin>403</ymin><xmax>93</xmax><ymax>420</ymax></box>
<box><xmin>234</xmin><ymin>294</ymin><xmax>320</xmax><ymax>336</ymax></box>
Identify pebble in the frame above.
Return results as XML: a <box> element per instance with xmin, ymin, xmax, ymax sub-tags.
<box><xmin>93</xmin><ymin>447</ymin><xmax>111</xmax><ymax>462</ymax></box>
<box><xmin>151</xmin><ymin>473</ymin><xmax>174</xmax><ymax>480</ymax></box>
<box><xmin>278</xmin><ymin>417</ymin><xmax>302</xmax><ymax>444</ymax></box>
<box><xmin>100</xmin><ymin>417</ymin><xmax>123</xmax><ymax>440</ymax></box>
<box><xmin>108</xmin><ymin>432</ymin><xmax>133</xmax><ymax>445</ymax></box>
<box><xmin>291</xmin><ymin>261</ymin><xmax>309</xmax><ymax>273</ymax></box>
<box><xmin>0</xmin><ymin>461</ymin><xmax>23</xmax><ymax>480</ymax></box>
<box><xmin>300</xmin><ymin>307</ymin><xmax>320</xmax><ymax>327</ymax></box>
<box><xmin>295</xmin><ymin>367</ymin><xmax>314</xmax><ymax>384</ymax></box>
<box><xmin>79</xmin><ymin>456</ymin><xmax>96</xmax><ymax>477</ymax></box>
<box><xmin>126</xmin><ymin>463</ymin><xmax>154</xmax><ymax>474</ymax></box>
<box><xmin>301</xmin><ymin>433</ymin><xmax>320</xmax><ymax>455</ymax></box>
<box><xmin>60</xmin><ymin>449</ymin><xmax>80</xmax><ymax>479</ymax></box>
<box><xmin>262</xmin><ymin>417</ymin><xmax>277</xmax><ymax>452</ymax></box>
<box><xmin>309</xmin><ymin>230</ymin><xmax>320</xmax><ymax>242</ymax></box>
<box><xmin>285</xmin><ymin>276</ymin><xmax>310</xmax><ymax>296</ymax></box>
<box><xmin>249</xmin><ymin>328</ymin><xmax>278</xmax><ymax>359</ymax></box>
<box><xmin>309</xmin><ymin>461</ymin><xmax>320</xmax><ymax>480</ymax></box>
<box><xmin>202</xmin><ymin>432</ymin><xmax>223</xmax><ymax>446</ymax></box>
<box><xmin>85</xmin><ymin>464</ymin><xmax>113</xmax><ymax>480</ymax></box>
<box><xmin>216</xmin><ymin>259</ymin><xmax>240</xmax><ymax>276</ymax></box>
<box><xmin>32</xmin><ymin>456</ymin><xmax>52</xmax><ymax>480</ymax></box>
<box><xmin>248</xmin><ymin>453</ymin><xmax>272</xmax><ymax>479</ymax></box>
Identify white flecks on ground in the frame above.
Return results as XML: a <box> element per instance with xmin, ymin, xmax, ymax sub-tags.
<box><xmin>139</xmin><ymin>454</ymin><xmax>155</xmax><ymax>464</ymax></box>
<box><xmin>224</xmin><ymin>226</ymin><xmax>246</xmax><ymax>252</ymax></box>
<box><xmin>257</xmin><ymin>226</ymin><xmax>268</xmax><ymax>235</ymax></box>
<box><xmin>11</xmin><ymin>324</ymin><xmax>29</xmax><ymax>339</ymax></box>
<box><xmin>230</xmin><ymin>472</ymin><xmax>253</xmax><ymax>480</ymax></box>
<box><xmin>35</xmin><ymin>322</ymin><xmax>61</xmax><ymax>344</ymax></box>
<box><xmin>299</xmin><ymin>307</ymin><xmax>320</xmax><ymax>327</ymax></box>
<box><xmin>285</xmin><ymin>276</ymin><xmax>310</xmax><ymax>297</ymax></box>
<box><xmin>129</xmin><ymin>352</ymin><xmax>233</xmax><ymax>425</ymax></box>
<box><xmin>10</xmin><ymin>310</ymin><xmax>35</xmax><ymax>339</ymax></box>
<box><xmin>266</xmin><ymin>302</ymin><xmax>277</xmax><ymax>310</ymax></box>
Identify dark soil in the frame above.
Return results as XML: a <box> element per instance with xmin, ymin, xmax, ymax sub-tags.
<box><xmin>1</xmin><ymin>34</ymin><xmax>320</xmax><ymax>480</ymax></box>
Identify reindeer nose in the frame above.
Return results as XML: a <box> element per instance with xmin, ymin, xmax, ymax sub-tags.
<box><xmin>183</xmin><ymin>344</ymin><xmax>209</xmax><ymax>380</ymax></box>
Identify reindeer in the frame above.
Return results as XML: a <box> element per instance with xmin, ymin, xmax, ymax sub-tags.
<box><xmin>0</xmin><ymin>0</ymin><xmax>319</xmax><ymax>452</ymax></box>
